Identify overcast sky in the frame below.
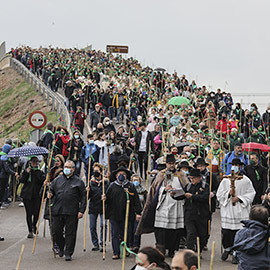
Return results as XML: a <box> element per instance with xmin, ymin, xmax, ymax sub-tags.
<box><xmin>1</xmin><ymin>0</ymin><xmax>270</xmax><ymax>95</ymax></box>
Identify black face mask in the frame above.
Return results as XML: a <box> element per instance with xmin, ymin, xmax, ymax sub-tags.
<box><xmin>94</xmin><ymin>171</ymin><xmax>101</xmax><ymax>178</ymax></box>
<box><xmin>169</xmin><ymin>168</ymin><xmax>176</xmax><ymax>173</ymax></box>
<box><xmin>222</xmin><ymin>116</ymin><xmax>226</xmax><ymax>120</ymax></box>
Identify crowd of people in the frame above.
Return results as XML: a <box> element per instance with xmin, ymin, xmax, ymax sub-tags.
<box><xmin>0</xmin><ymin>46</ymin><xmax>269</xmax><ymax>268</ymax></box>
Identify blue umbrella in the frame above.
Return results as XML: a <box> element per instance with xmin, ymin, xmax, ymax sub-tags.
<box><xmin>7</xmin><ymin>146</ymin><xmax>49</xmax><ymax>158</ymax></box>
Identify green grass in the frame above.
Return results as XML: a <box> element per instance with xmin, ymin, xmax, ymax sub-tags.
<box><xmin>0</xmin><ymin>79</ymin><xmax>60</xmax><ymax>141</ymax></box>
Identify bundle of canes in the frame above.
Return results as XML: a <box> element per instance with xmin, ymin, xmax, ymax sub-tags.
<box><xmin>83</xmin><ymin>150</ymin><xmax>92</xmax><ymax>252</ymax></box>
<box><xmin>32</xmin><ymin>146</ymin><xmax>54</xmax><ymax>255</ymax></box>
<box><xmin>122</xmin><ymin>190</ymin><xmax>130</xmax><ymax>270</ymax></box>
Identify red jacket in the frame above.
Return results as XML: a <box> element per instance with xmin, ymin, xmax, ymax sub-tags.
<box><xmin>74</xmin><ymin>112</ymin><xmax>86</xmax><ymax>126</ymax></box>
<box><xmin>216</xmin><ymin>119</ymin><xmax>231</xmax><ymax>137</ymax></box>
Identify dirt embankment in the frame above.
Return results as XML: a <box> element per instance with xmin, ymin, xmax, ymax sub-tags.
<box><xmin>0</xmin><ymin>67</ymin><xmax>58</xmax><ymax>145</ymax></box>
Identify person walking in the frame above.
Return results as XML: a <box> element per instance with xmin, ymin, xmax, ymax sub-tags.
<box><xmin>48</xmin><ymin>160</ymin><xmax>86</xmax><ymax>261</ymax></box>
<box><xmin>20</xmin><ymin>156</ymin><xmax>45</xmax><ymax>238</ymax></box>
<box><xmin>217</xmin><ymin>158</ymin><xmax>256</xmax><ymax>264</ymax></box>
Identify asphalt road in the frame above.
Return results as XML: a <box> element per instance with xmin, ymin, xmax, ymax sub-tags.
<box><xmin>0</xmin><ymin>202</ymin><xmax>237</xmax><ymax>270</ymax></box>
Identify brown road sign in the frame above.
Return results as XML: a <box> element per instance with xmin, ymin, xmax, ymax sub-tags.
<box><xmin>106</xmin><ymin>45</ymin><xmax>128</xmax><ymax>54</ymax></box>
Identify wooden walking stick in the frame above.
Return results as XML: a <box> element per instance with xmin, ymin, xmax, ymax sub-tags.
<box><xmin>208</xmin><ymin>144</ymin><xmax>213</xmax><ymax>235</ymax></box>
<box><xmin>83</xmin><ymin>150</ymin><xmax>92</xmax><ymax>252</ymax></box>
<box><xmin>32</xmin><ymin>148</ymin><xmax>54</xmax><ymax>254</ymax></box>
<box><xmin>210</xmin><ymin>241</ymin><xmax>216</xmax><ymax>270</ymax></box>
<box><xmin>16</xmin><ymin>244</ymin><xmax>25</xmax><ymax>270</ymax></box>
<box><xmin>122</xmin><ymin>191</ymin><xmax>130</xmax><ymax>270</ymax></box>
<box><xmin>197</xmin><ymin>237</ymin><xmax>201</xmax><ymax>270</ymax></box>
<box><xmin>102</xmin><ymin>168</ymin><xmax>106</xmax><ymax>260</ymax></box>
<box><xmin>48</xmin><ymin>180</ymin><xmax>56</xmax><ymax>258</ymax></box>
<box><xmin>13</xmin><ymin>139</ymin><xmax>20</xmax><ymax>207</ymax></box>
<box><xmin>43</xmin><ymin>219</ymin><xmax>46</xmax><ymax>238</ymax></box>
<box><xmin>145</xmin><ymin>141</ymin><xmax>151</xmax><ymax>190</ymax></box>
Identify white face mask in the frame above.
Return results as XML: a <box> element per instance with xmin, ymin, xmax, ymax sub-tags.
<box><xmin>135</xmin><ymin>264</ymin><xmax>153</xmax><ymax>270</ymax></box>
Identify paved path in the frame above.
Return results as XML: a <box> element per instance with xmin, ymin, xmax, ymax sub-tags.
<box><xmin>0</xmin><ymin>203</ymin><xmax>237</xmax><ymax>270</ymax></box>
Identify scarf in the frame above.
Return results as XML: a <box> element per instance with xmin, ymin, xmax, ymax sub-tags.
<box><xmin>27</xmin><ymin>166</ymin><xmax>40</xmax><ymax>183</ymax></box>
<box><xmin>85</xmin><ymin>143</ymin><xmax>97</xmax><ymax>160</ymax></box>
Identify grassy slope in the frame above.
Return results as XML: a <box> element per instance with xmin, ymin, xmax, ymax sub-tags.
<box><xmin>0</xmin><ymin>69</ymin><xmax>59</xmax><ymax>145</ymax></box>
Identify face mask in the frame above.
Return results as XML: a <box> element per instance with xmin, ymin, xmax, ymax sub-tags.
<box><xmin>222</xmin><ymin>116</ymin><xmax>226</xmax><ymax>120</ymax></box>
<box><xmin>186</xmin><ymin>152</ymin><xmax>191</xmax><ymax>157</ymax></box>
<box><xmin>183</xmin><ymin>170</ymin><xmax>189</xmax><ymax>175</ymax></box>
<box><xmin>133</xmin><ymin>181</ymin><xmax>140</xmax><ymax>187</ymax></box>
<box><xmin>249</xmin><ymin>160</ymin><xmax>255</xmax><ymax>166</ymax></box>
<box><xmin>63</xmin><ymin>168</ymin><xmax>71</xmax><ymax>176</ymax></box>
<box><xmin>74</xmin><ymin>135</ymin><xmax>79</xmax><ymax>139</ymax></box>
<box><xmin>118</xmin><ymin>174</ymin><xmax>126</xmax><ymax>182</ymax></box>
<box><xmin>135</xmin><ymin>264</ymin><xmax>153</xmax><ymax>270</ymax></box>
<box><xmin>172</xmin><ymin>151</ymin><xmax>178</xmax><ymax>155</ymax></box>
<box><xmin>231</xmin><ymin>166</ymin><xmax>239</xmax><ymax>173</ymax></box>
<box><xmin>89</xmin><ymin>140</ymin><xmax>94</xmax><ymax>144</ymax></box>
<box><xmin>268</xmin><ymin>110</ymin><xmax>270</xmax><ymax>113</ymax></box>
<box><xmin>94</xmin><ymin>171</ymin><xmax>101</xmax><ymax>178</ymax></box>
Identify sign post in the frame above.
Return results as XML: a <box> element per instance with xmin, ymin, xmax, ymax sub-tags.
<box><xmin>106</xmin><ymin>45</ymin><xmax>129</xmax><ymax>54</ymax></box>
<box><xmin>28</xmin><ymin>111</ymin><xmax>47</xmax><ymax>143</ymax></box>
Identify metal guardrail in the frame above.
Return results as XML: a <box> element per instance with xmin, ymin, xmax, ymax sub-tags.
<box><xmin>10</xmin><ymin>57</ymin><xmax>71</xmax><ymax>134</ymax></box>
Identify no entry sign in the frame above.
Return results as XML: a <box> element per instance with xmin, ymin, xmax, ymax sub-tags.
<box><xmin>28</xmin><ymin>111</ymin><xmax>47</xmax><ymax>129</ymax></box>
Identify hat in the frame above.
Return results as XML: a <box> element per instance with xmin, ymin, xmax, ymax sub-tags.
<box><xmin>189</xmin><ymin>168</ymin><xmax>201</xmax><ymax>177</ymax></box>
<box><xmin>111</xmin><ymin>166</ymin><xmax>132</xmax><ymax>180</ymax></box>
<box><xmin>178</xmin><ymin>161</ymin><xmax>192</xmax><ymax>170</ymax></box>
<box><xmin>166</xmin><ymin>154</ymin><xmax>176</xmax><ymax>163</ymax></box>
<box><xmin>194</xmin><ymin>158</ymin><xmax>209</xmax><ymax>167</ymax></box>
<box><xmin>230</xmin><ymin>158</ymin><xmax>244</xmax><ymax>166</ymax></box>
<box><xmin>116</xmin><ymin>155</ymin><xmax>130</xmax><ymax>165</ymax></box>
<box><xmin>55</xmin><ymin>154</ymin><xmax>65</xmax><ymax>165</ymax></box>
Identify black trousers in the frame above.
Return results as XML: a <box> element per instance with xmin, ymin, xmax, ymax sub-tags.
<box><xmin>221</xmin><ymin>228</ymin><xmax>238</xmax><ymax>249</ymax></box>
<box><xmin>154</xmin><ymin>227</ymin><xmax>182</xmax><ymax>253</ymax></box>
<box><xmin>23</xmin><ymin>198</ymin><xmax>41</xmax><ymax>233</ymax></box>
<box><xmin>185</xmin><ymin>217</ymin><xmax>208</xmax><ymax>252</ymax></box>
<box><xmin>137</xmin><ymin>151</ymin><xmax>148</xmax><ymax>180</ymax></box>
<box><xmin>54</xmin><ymin>215</ymin><xmax>78</xmax><ymax>256</ymax></box>
<box><xmin>0</xmin><ymin>178</ymin><xmax>8</xmax><ymax>205</ymax></box>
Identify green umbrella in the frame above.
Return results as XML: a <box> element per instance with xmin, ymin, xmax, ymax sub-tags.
<box><xmin>168</xmin><ymin>96</ymin><xmax>190</xmax><ymax>106</ymax></box>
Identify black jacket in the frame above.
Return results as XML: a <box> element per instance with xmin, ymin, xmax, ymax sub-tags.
<box><xmin>177</xmin><ymin>181</ymin><xmax>210</xmax><ymax>220</ymax></box>
<box><xmin>106</xmin><ymin>181</ymin><xmax>142</xmax><ymax>222</ymax></box>
<box><xmin>50</xmin><ymin>174</ymin><xmax>86</xmax><ymax>216</ymax></box>
<box><xmin>200</xmin><ymin>169</ymin><xmax>219</xmax><ymax>212</ymax></box>
<box><xmin>67</xmin><ymin>138</ymin><xmax>84</xmax><ymax>161</ymax></box>
<box><xmin>100</xmin><ymin>93</ymin><xmax>112</xmax><ymax>108</ymax></box>
<box><xmin>0</xmin><ymin>159</ymin><xmax>15</xmax><ymax>179</ymax></box>
<box><xmin>134</xmin><ymin>130</ymin><xmax>154</xmax><ymax>153</ymax></box>
<box><xmin>88</xmin><ymin>179</ymin><xmax>109</xmax><ymax>215</ymax></box>
<box><xmin>20</xmin><ymin>168</ymin><xmax>45</xmax><ymax>200</ymax></box>
<box><xmin>244</xmin><ymin>164</ymin><xmax>267</xmax><ymax>204</ymax></box>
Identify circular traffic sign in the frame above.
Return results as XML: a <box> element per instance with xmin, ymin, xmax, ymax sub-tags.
<box><xmin>28</xmin><ymin>111</ymin><xmax>47</xmax><ymax>129</ymax></box>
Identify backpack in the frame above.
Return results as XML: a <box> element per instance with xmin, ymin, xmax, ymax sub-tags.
<box><xmin>36</xmin><ymin>132</ymin><xmax>47</xmax><ymax>147</ymax></box>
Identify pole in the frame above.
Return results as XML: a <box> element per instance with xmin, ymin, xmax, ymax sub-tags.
<box><xmin>16</xmin><ymin>244</ymin><xmax>25</xmax><ymax>270</ymax></box>
<box><xmin>210</xmin><ymin>241</ymin><xmax>216</xmax><ymax>270</ymax></box>
<box><xmin>122</xmin><ymin>193</ymin><xmax>130</xmax><ymax>270</ymax></box>
<box><xmin>102</xmin><ymin>169</ymin><xmax>106</xmax><ymax>260</ymax></box>
<box><xmin>32</xmin><ymin>148</ymin><xmax>54</xmax><ymax>254</ymax></box>
<box><xmin>48</xmin><ymin>180</ymin><xmax>56</xmax><ymax>258</ymax></box>
<box><xmin>208</xmin><ymin>144</ymin><xmax>213</xmax><ymax>235</ymax></box>
<box><xmin>145</xmin><ymin>141</ymin><xmax>151</xmax><ymax>190</ymax></box>
<box><xmin>43</xmin><ymin>219</ymin><xmax>46</xmax><ymax>238</ymax></box>
<box><xmin>83</xmin><ymin>151</ymin><xmax>92</xmax><ymax>251</ymax></box>
<box><xmin>197</xmin><ymin>237</ymin><xmax>200</xmax><ymax>270</ymax></box>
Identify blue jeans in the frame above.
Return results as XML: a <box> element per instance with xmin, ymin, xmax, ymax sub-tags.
<box><xmin>117</xmin><ymin>106</ymin><xmax>125</xmax><ymax>122</ymax></box>
<box><xmin>110</xmin><ymin>219</ymin><xmax>131</xmax><ymax>256</ymax></box>
<box><xmin>89</xmin><ymin>213</ymin><xmax>107</xmax><ymax>247</ymax></box>
<box><xmin>108</xmin><ymin>106</ymin><xmax>114</xmax><ymax>120</ymax></box>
